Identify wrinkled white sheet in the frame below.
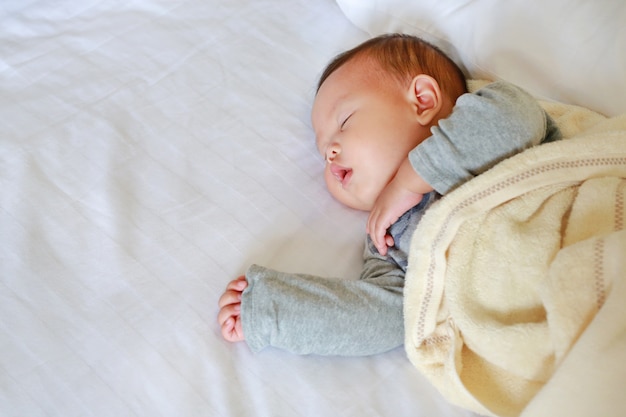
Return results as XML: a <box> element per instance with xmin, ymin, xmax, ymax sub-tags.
<box><xmin>0</xmin><ymin>1</ymin><xmax>476</xmax><ymax>416</ymax></box>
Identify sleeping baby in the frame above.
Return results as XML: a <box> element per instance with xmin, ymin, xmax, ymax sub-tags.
<box><xmin>218</xmin><ymin>33</ymin><xmax>560</xmax><ymax>355</ymax></box>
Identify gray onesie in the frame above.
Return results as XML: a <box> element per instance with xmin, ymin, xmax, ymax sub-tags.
<box><xmin>241</xmin><ymin>81</ymin><xmax>560</xmax><ymax>356</ymax></box>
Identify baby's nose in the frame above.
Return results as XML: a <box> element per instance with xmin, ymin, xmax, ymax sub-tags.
<box><xmin>325</xmin><ymin>143</ymin><xmax>340</xmax><ymax>163</ymax></box>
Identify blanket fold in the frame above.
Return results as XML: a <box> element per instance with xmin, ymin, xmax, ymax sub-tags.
<box><xmin>404</xmin><ymin>102</ymin><xmax>626</xmax><ymax>417</ymax></box>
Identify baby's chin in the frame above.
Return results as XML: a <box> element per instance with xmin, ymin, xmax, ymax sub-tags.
<box><xmin>346</xmin><ymin>200</ymin><xmax>373</xmax><ymax>212</ymax></box>
<box><xmin>328</xmin><ymin>188</ymin><xmax>376</xmax><ymax>212</ymax></box>
<box><xmin>325</xmin><ymin>175</ymin><xmax>382</xmax><ymax>211</ymax></box>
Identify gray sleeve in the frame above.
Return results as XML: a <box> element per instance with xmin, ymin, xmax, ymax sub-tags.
<box><xmin>410</xmin><ymin>81</ymin><xmax>553</xmax><ymax>194</ymax></box>
<box><xmin>240</xmin><ymin>249</ymin><xmax>405</xmax><ymax>356</ymax></box>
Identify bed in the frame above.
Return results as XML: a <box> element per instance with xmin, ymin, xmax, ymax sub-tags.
<box><xmin>2</xmin><ymin>1</ymin><xmax>625</xmax><ymax>416</ymax></box>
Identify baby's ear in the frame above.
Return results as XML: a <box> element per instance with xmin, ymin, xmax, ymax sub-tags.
<box><xmin>409</xmin><ymin>74</ymin><xmax>443</xmax><ymax>126</ymax></box>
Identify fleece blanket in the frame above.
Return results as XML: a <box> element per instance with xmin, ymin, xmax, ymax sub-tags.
<box><xmin>404</xmin><ymin>97</ymin><xmax>626</xmax><ymax>417</ymax></box>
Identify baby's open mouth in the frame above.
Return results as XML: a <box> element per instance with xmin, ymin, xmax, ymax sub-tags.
<box><xmin>330</xmin><ymin>164</ymin><xmax>353</xmax><ymax>186</ymax></box>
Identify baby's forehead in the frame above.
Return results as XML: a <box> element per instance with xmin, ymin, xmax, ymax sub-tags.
<box><xmin>313</xmin><ymin>56</ymin><xmax>399</xmax><ymax>109</ymax></box>
<box><xmin>344</xmin><ymin>54</ymin><xmax>387</xmax><ymax>78</ymax></box>
<box><xmin>321</xmin><ymin>56</ymin><xmax>392</xmax><ymax>95</ymax></box>
<box><xmin>312</xmin><ymin>62</ymin><xmax>360</xmax><ymax>117</ymax></box>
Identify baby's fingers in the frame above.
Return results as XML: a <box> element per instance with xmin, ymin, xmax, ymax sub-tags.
<box><xmin>384</xmin><ymin>234</ymin><xmax>394</xmax><ymax>250</ymax></box>
<box><xmin>217</xmin><ymin>303</ymin><xmax>241</xmax><ymax>327</ymax></box>
<box><xmin>220</xmin><ymin>316</ymin><xmax>244</xmax><ymax>342</ymax></box>
<box><xmin>217</xmin><ymin>276</ymin><xmax>247</xmax><ymax>343</ymax></box>
<box><xmin>218</xmin><ymin>288</ymin><xmax>242</xmax><ymax>309</ymax></box>
<box><xmin>227</xmin><ymin>275</ymin><xmax>248</xmax><ymax>291</ymax></box>
<box><xmin>367</xmin><ymin>213</ymin><xmax>389</xmax><ymax>256</ymax></box>
<box><xmin>219</xmin><ymin>277</ymin><xmax>247</xmax><ymax>307</ymax></box>
<box><xmin>218</xmin><ymin>305</ymin><xmax>244</xmax><ymax>342</ymax></box>
<box><xmin>373</xmin><ymin>232</ymin><xmax>388</xmax><ymax>256</ymax></box>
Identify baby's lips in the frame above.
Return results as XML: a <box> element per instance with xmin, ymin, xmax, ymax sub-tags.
<box><xmin>329</xmin><ymin>163</ymin><xmax>352</xmax><ymax>186</ymax></box>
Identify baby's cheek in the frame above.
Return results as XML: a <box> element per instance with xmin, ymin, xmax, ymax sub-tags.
<box><xmin>324</xmin><ymin>171</ymin><xmax>343</xmax><ymax>201</ymax></box>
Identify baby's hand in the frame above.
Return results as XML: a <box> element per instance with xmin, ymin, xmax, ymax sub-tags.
<box><xmin>368</xmin><ymin>181</ymin><xmax>423</xmax><ymax>256</ymax></box>
<box><xmin>367</xmin><ymin>158</ymin><xmax>432</xmax><ymax>256</ymax></box>
<box><xmin>217</xmin><ymin>275</ymin><xmax>248</xmax><ymax>342</ymax></box>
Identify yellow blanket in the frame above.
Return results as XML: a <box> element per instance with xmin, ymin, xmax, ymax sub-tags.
<box><xmin>404</xmin><ymin>98</ymin><xmax>626</xmax><ymax>417</ymax></box>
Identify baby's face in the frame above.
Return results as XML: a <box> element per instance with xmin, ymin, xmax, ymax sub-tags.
<box><xmin>312</xmin><ymin>58</ymin><xmax>428</xmax><ymax>211</ymax></box>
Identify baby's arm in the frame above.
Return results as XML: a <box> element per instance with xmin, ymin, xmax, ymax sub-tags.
<box><xmin>369</xmin><ymin>81</ymin><xmax>557</xmax><ymax>255</ymax></box>
<box><xmin>239</xmin><ymin>262</ymin><xmax>405</xmax><ymax>356</ymax></box>
<box><xmin>218</xmin><ymin>275</ymin><xmax>248</xmax><ymax>342</ymax></box>
<box><xmin>411</xmin><ymin>81</ymin><xmax>554</xmax><ymax>196</ymax></box>
<box><xmin>367</xmin><ymin>158</ymin><xmax>433</xmax><ymax>256</ymax></box>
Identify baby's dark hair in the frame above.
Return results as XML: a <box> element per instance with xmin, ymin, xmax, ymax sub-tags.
<box><xmin>317</xmin><ymin>33</ymin><xmax>467</xmax><ymax>103</ymax></box>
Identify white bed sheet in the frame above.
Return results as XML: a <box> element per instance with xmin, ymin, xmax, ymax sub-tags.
<box><xmin>0</xmin><ymin>1</ymin><xmax>476</xmax><ymax>416</ymax></box>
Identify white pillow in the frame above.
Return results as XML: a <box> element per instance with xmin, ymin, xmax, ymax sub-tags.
<box><xmin>336</xmin><ymin>0</ymin><xmax>626</xmax><ymax>117</ymax></box>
